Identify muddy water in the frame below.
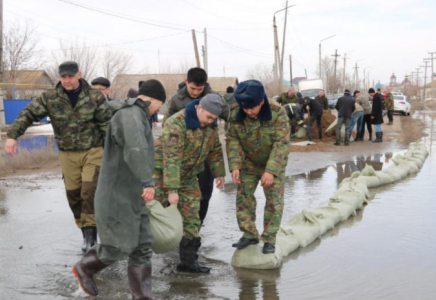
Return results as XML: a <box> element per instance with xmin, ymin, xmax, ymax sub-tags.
<box><xmin>1</xmin><ymin>143</ymin><xmax>435</xmax><ymax>300</ymax></box>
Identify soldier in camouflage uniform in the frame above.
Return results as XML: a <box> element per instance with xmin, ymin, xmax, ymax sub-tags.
<box><xmin>283</xmin><ymin>103</ymin><xmax>303</xmax><ymax>139</ymax></box>
<box><xmin>227</xmin><ymin>80</ymin><xmax>290</xmax><ymax>254</ymax></box>
<box><xmin>154</xmin><ymin>94</ymin><xmax>226</xmax><ymax>273</ymax></box>
<box><xmin>276</xmin><ymin>87</ymin><xmax>299</xmax><ymax>106</ymax></box>
<box><xmin>5</xmin><ymin>61</ymin><xmax>112</xmax><ymax>253</ymax></box>
<box><xmin>385</xmin><ymin>92</ymin><xmax>394</xmax><ymax>125</ymax></box>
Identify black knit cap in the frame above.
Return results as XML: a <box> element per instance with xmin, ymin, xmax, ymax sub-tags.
<box><xmin>368</xmin><ymin>88</ymin><xmax>375</xmax><ymax>93</ymax></box>
<box><xmin>138</xmin><ymin>79</ymin><xmax>166</xmax><ymax>102</ymax></box>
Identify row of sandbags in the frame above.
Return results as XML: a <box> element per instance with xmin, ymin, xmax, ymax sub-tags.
<box><xmin>232</xmin><ymin>141</ymin><xmax>429</xmax><ymax>269</ymax></box>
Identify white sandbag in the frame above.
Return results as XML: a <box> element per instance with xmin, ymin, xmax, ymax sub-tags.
<box><xmin>276</xmin><ymin>229</ymin><xmax>300</xmax><ymax>255</ymax></box>
<box><xmin>354</xmin><ymin>175</ymin><xmax>381</xmax><ymax>188</ymax></box>
<box><xmin>295</xmin><ymin>127</ymin><xmax>307</xmax><ymax>139</ymax></box>
<box><xmin>382</xmin><ymin>166</ymin><xmax>403</xmax><ymax>181</ymax></box>
<box><xmin>231</xmin><ymin>244</ymin><xmax>283</xmax><ymax>269</ymax></box>
<box><xmin>303</xmin><ymin>208</ymin><xmax>342</xmax><ymax>235</ymax></box>
<box><xmin>337</xmin><ymin>179</ymin><xmax>369</xmax><ymax>199</ymax></box>
<box><xmin>375</xmin><ymin>171</ymin><xmax>395</xmax><ymax>185</ymax></box>
<box><xmin>147</xmin><ymin>200</ymin><xmax>183</xmax><ymax>254</ymax></box>
<box><xmin>291</xmin><ymin>141</ymin><xmax>316</xmax><ymax>146</ymax></box>
<box><xmin>334</xmin><ymin>191</ymin><xmax>366</xmax><ymax>210</ymax></box>
<box><xmin>320</xmin><ymin>200</ymin><xmax>356</xmax><ymax>221</ymax></box>
<box><xmin>282</xmin><ymin>213</ymin><xmax>321</xmax><ymax>247</ymax></box>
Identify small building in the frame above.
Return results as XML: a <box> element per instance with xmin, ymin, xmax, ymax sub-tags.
<box><xmin>0</xmin><ymin>70</ymin><xmax>54</xmax><ymax>99</ymax></box>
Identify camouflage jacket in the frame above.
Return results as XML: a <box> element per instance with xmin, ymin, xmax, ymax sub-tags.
<box><xmin>276</xmin><ymin>92</ymin><xmax>298</xmax><ymax>106</ymax></box>
<box><xmin>385</xmin><ymin>93</ymin><xmax>394</xmax><ymax>110</ymax></box>
<box><xmin>155</xmin><ymin>99</ymin><xmax>225</xmax><ymax>189</ymax></box>
<box><xmin>7</xmin><ymin>79</ymin><xmax>112</xmax><ymax>151</ymax></box>
<box><xmin>226</xmin><ymin>100</ymin><xmax>290</xmax><ymax>176</ymax></box>
<box><xmin>163</xmin><ymin>83</ymin><xmax>229</xmax><ymax>124</ymax></box>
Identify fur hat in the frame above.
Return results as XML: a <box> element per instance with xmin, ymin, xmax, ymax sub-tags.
<box><xmin>234</xmin><ymin>79</ymin><xmax>267</xmax><ymax>109</ymax></box>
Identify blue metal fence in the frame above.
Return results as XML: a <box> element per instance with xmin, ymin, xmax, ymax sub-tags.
<box><xmin>4</xmin><ymin>99</ymin><xmax>48</xmax><ymax>124</ymax></box>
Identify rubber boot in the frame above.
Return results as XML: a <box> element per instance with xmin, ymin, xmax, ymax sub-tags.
<box><xmin>128</xmin><ymin>265</ymin><xmax>156</xmax><ymax>300</ymax></box>
<box><xmin>373</xmin><ymin>132</ymin><xmax>382</xmax><ymax>143</ymax></box>
<box><xmin>177</xmin><ymin>237</ymin><xmax>210</xmax><ymax>273</ymax></box>
<box><xmin>81</xmin><ymin>228</ymin><xmax>86</xmax><ymax>253</ymax></box>
<box><xmin>368</xmin><ymin>132</ymin><xmax>372</xmax><ymax>141</ymax></box>
<box><xmin>334</xmin><ymin>139</ymin><xmax>340</xmax><ymax>146</ymax></box>
<box><xmin>82</xmin><ymin>227</ymin><xmax>97</xmax><ymax>254</ymax></box>
<box><xmin>344</xmin><ymin>135</ymin><xmax>350</xmax><ymax>146</ymax></box>
<box><xmin>72</xmin><ymin>248</ymin><xmax>108</xmax><ymax>297</ymax></box>
<box><xmin>380</xmin><ymin>131</ymin><xmax>383</xmax><ymax>142</ymax></box>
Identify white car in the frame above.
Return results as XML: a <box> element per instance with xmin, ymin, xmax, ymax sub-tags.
<box><xmin>393</xmin><ymin>95</ymin><xmax>411</xmax><ymax>115</ymax></box>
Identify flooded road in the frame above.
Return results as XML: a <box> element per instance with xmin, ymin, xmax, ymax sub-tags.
<box><xmin>1</xmin><ymin>140</ymin><xmax>435</xmax><ymax>300</ymax></box>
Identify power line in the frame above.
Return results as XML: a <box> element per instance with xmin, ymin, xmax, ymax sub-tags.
<box><xmin>208</xmin><ymin>34</ymin><xmax>273</xmax><ymax>58</ymax></box>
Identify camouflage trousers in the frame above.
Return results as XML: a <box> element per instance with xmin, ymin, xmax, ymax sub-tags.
<box><xmin>154</xmin><ymin>175</ymin><xmax>201</xmax><ymax>239</ymax></box>
<box><xmin>236</xmin><ymin>167</ymin><xmax>285</xmax><ymax>244</ymax></box>
<box><xmin>58</xmin><ymin>147</ymin><xmax>103</xmax><ymax>228</ymax></box>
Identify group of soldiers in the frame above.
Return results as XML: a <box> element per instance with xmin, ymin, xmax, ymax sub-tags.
<box><xmin>5</xmin><ymin>62</ymin><xmax>290</xmax><ymax>299</ymax></box>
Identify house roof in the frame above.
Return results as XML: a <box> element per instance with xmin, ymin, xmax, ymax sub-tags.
<box><xmin>1</xmin><ymin>70</ymin><xmax>54</xmax><ymax>87</ymax></box>
<box><xmin>111</xmin><ymin>73</ymin><xmax>238</xmax><ymax>99</ymax></box>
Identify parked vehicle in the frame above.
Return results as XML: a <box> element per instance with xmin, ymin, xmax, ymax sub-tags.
<box><xmin>298</xmin><ymin>79</ymin><xmax>323</xmax><ymax>99</ymax></box>
<box><xmin>393</xmin><ymin>95</ymin><xmax>411</xmax><ymax>115</ymax></box>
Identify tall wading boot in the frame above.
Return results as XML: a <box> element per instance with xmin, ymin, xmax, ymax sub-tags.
<box><xmin>128</xmin><ymin>265</ymin><xmax>156</xmax><ymax>300</ymax></box>
<box><xmin>82</xmin><ymin>227</ymin><xmax>97</xmax><ymax>253</ymax></box>
<box><xmin>177</xmin><ymin>237</ymin><xmax>210</xmax><ymax>273</ymax></box>
<box><xmin>373</xmin><ymin>132</ymin><xmax>382</xmax><ymax>143</ymax></box>
<box><xmin>72</xmin><ymin>248</ymin><xmax>108</xmax><ymax>297</ymax></box>
<box><xmin>380</xmin><ymin>131</ymin><xmax>383</xmax><ymax>142</ymax></box>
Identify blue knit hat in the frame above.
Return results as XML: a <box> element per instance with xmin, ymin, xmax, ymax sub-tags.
<box><xmin>234</xmin><ymin>80</ymin><xmax>267</xmax><ymax>109</ymax></box>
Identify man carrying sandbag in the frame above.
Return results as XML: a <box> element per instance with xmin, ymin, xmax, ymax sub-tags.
<box><xmin>227</xmin><ymin>80</ymin><xmax>290</xmax><ymax>254</ymax></box>
<box><xmin>72</xmin><ymin>80</ymin><xmax>167</xmax><ymax>299</ymax></box>
<box><xmin>153</xmin><ymin>94</ymin><xmax>226</xmax><ymax>273</ymax></box>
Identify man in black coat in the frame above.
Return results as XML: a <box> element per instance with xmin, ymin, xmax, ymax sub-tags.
<box><xmin>334</xmin><ymin>89</ymin><xmax>356</xmax><ymax>146</ymax></box>
<box><xmin>370</xmin><ymin>88</ymin><xmax>384</xmax><ymax>142</ymax></box>
<box><xmin>303</xmin><ymin>97</ymin><xmax>324</xmax><ymax>141</ymax></box>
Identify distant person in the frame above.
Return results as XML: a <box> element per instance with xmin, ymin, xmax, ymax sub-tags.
<box><xmin>162</xmin><ymin>67</ymin><xmax>228</xmax><ymax>226</ymax></box>
<box><xmin>314</xmin><ymin>89</ymin><xmax>329</xmax><ymax>110</ymax></box>
<box><xmin>72</xmin><ymin>79</ymin><xmax>167</xmax><ymax>299</ymax></box>
<box><xmin>370</xmin><ymin>88</ymin><xmax>384</xmax><ymax>142</ymax></box>
<box><xmin>5</xmin><ymin>61</ymin><xmax>112</xmax><ymax>253</ymax></box>
<box><xmin>303</xmin><ymin>96</ymin><xmax>323</xmax><ymax>141</ymax></box>
<box><xmin>334</xmin><ymin>89</ymin><xmax>355</xmax><ymax>146</ymax></box>
<box><xmin>385</xmin><ymin>91</ymin><xmax>394</xmax><ymax>125</ymax></box>
<box><xmin>356</xmin><ymin>91</ymin><xmax>373</xmax><ymax>141</ymax></box>
<box><xmin>296</xmin><ymin>92</ymin><xmax>305</xmax><ymax>119</ymax></box>
<box><xmin>283</xmin><ymin>103</ymin><xmax>303</xmax><ymax>139</ymax></box>
<box><xmin>350</xmin><ymin>90</ymin><xmax>364</xmax><ymax>141</ymax></box>
<box><xmin>91</xmin><ymin>77</ymin><xmax>112</xmax><ymax>101</ymax></box>
<box><xmin>277</xmin><ymin>87</ymin><xmax>298</xmax><ymax>105</ymax></box>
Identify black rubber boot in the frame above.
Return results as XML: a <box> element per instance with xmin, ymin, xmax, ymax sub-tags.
<box><xmin>177</xmin><ymin>237</ymin><xmax>210</xmax><ymax>273</ymax></box>
<box><xmin>334</xmin><ymin>140</ymin><xmax>340</xmax><ymax>146</ymax></box>
<box><xmin>373</xmin><ymin>132</ymin><xmax>382</xmax><ymax>143</ymax></box>
<box><xmin>72</xmin><ymin>248</ymin><xmax>108</xmax><ymax>297</ymax></box>
<box><xmin>368</xmin><ymin>132</ymin><xmax>373</xmax><ymax>141</ymax></box>
<box><xmin>232</xmin><ymin>237</ymin><xmax>259</xmax><ymax>249</ymax></box>
<box><xmin>82</xmin><ymin>227</ymin><xmax>97</xmax><ymax>254</ymax></box>
<box><xmin>128</xmin><ymin>265</ymin><xmax>156</xmax><ymax>300</ymax></box>
<box><xmin>262</xmin><ymin>243</ymin><xmax>275</xmax><ymax>254</ymax></box>
<box><xmin>81</xmin><ymin>228</ymin><xmax>86</xmax><ymax>253</ymax></box>
<box><xmin>344</xmin><ymin>135</ymin><xmax>350</xmax><ymax>146</ymax></box>
<box><xmin>380</xmin><ymin>131</ymin><xmax>383</xmax><ymax>142</ymax></box>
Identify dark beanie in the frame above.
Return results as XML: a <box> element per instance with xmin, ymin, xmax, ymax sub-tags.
<box><xmin>297</xmin><ymin>92</ymin><xmax>303</xmax><ymax>98</ymax></box>
<box><xmin>344</xmin><ymin>89</ymin><xmax>351</xmax><ymax>94</ymax></box>
<box><xmin>353</xmin><ymin>90</ymin><xmax>360</xmax><ymax>97</ymax></box>
<box><xmin>127</xmin><ymin>88</ymin><xmax>138</xmax><ymax>98</ymax></box>
<box><xmin>234</xmin><ymin>79</ymin><xmax>266</xmax><ymax>109</ymax></box>
<box><xmin>138</xmin><ymin>79</ymin><xmax>166</xmax><ymax>102</ymax></box>
<box><xmin>368</xmin><ymin>88</ymin><xmax>375</xmax><ymax>93</ymax></box>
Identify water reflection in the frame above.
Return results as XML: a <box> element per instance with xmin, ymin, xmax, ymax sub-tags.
<box><xmin>235</xmin><ymin>267</ymin><xmax>281</xmax><ymax>300</ymax></box>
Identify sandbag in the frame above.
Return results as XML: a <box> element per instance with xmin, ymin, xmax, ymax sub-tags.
<box><xmin>375</xmin><ymin>171</ymin><xmax>395</xmax><ymax>185</ymax></box>
<box><xmin>295</xmin><ymin>127</ymin><xmax>307</xmax><ymax>139</ymax></box>
<box><xmin>147</xmin><ymin>200</ymin><xmax>183</xmax><ymax>254</ymax></box>
<box><xmin>232</xmin><ymin>244</ymin><xmax>283</xmax><ymax>269</ymax></box>
<box><xmin>281</xmin><ymin>212</ymin><xmax>321</xmax><ymax>247</ymax></box>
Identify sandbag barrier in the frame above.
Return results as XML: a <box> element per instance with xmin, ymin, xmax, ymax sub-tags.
<box><xmin>232</xmin><ymin>142</ymin><xmax>428</xmax><ymax>269</ymax></box>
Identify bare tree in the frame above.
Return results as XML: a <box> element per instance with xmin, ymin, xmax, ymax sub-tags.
<box><xmin>159</xmin><ymin>60</ymin><xmax>194</xmax><ymax>74</ymax></box>
<box><xmin>101</xmin><ymin>49</ymin><xmax>133</xmax><ymax>82</ymax></box>
<box><xmin>47</xmin><ymin>39</ymin><xmax>100</xmax><ymax>83</ymax></box>
<box><xmin>246</xmin><ymin>63</ymin><xmax>280</xmax><ymax>97</ymax></box>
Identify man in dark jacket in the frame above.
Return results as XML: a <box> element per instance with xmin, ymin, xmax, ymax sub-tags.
<box><xmin>162</xmin><ymin>68</ymin><xmax>228</xmax><ymax>226</ymax></box>
<box><xmin>370</xmin><ymin>88</ymin><xmax>384</xmax><ymax>142</ymax></box>
<box><xmin>334</xmin><ymin>89</ymin><xmax>356</xmax><ymax>146</ymax></box>
<box><xmin>72</xmin><ymin>79</ymin><xmax>167</xmax><ymax>299</ymax></box>
<box><xmin>6</xmin><ymin>61</ymin><xmax>112</xmax><ymax>253</ymax></box>
<box><xmin>303</xmin><ymin>97</ymin><xmax>324</xmax><ymax>141</ymax></box>
<box><xmin>314</xmin><ymin>89</ymin><xmax>329</xmax><ymax>110</ymax></box>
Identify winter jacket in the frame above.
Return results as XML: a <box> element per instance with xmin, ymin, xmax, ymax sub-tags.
<box><xmin>314</xmin><ymin>95</ymin><xmax>329</xmax><ymax>110</ymax></box>
<box><xmin>335</xmin><ymin>93</ymin><xmax>356</xmax><ymax>118</ymax></box>
<box><xmin>371</xmin><ymin>93</ymin><xmax>384</xmax><ymax>124</ymax></box>
<box><xmin>356</xmin><ymin>95</ymin><xmax>372</xmax><ymax>115</ymax></box>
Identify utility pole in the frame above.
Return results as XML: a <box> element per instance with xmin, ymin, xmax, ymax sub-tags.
<box><xmin>416</xmin><ymin>67</ymin><xmax>421</xmax><ymax>100</ymax></box>
<box><xmin>204</xmin><ymin>28</ymin><xmax>208</xmax><ymax>73</ymax></box>
<box><xmin>273</xmin><ymin>16</ymin><xmax>279</xmax><ymax>85</ymax></box>
<box><xmin>191</xmin><ymin>29</ymin><xmax>201</xmax><ymax>68</ymax></box>
<box><xmin>420</xmin><ymin>60</ymin><xmax>430</xmax><ymax>101</ymax></box>
<box><xmin>0</xmin><ymin>0</ymin><xmax>3</xmax><ymax>83</ymax></box>
<box><xmin>202</xmin><ymin>46</ymin><xmax>206</xmax><ymax>71</ymax></box>
<box><xmin>343</xmin><ymin>53</ymin><xmax>347</xmax><ymax>90</ymax></box>
<box><xmin>305</xmin><ymin>69</ymin><xmax>308</xmax><ymax>79</ymax></box>
<box><xmin>428</xmin><ymin>52</ymin><xmax>436</xmax><ymax>101</ymax></box>
<box><xmin>279</xmin><ymin>0</ymin><xmax>289</xmax><ymax>93</ymax></box>
<box><xmin>289</xmin><ymin>54</ymin><xmax>293</xmax><ymax>86</ymax></box>
<box><xmin>331</xmin><ymin>50</ymin><xmax>340</xmax><ymax>93</ymax></box>
<box><xmin>354</xmin><ymin>63</ymin><xmax>359</xmax><ymax>91</ymax></box>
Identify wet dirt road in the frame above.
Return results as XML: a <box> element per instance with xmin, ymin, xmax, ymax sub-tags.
<box><xmin>1</xmin><ymin>107</ymin><xmax>436</xmax><ymax>299</ymax></box>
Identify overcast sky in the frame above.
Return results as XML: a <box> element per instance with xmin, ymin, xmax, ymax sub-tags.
<box><xmin>5</xmin><ymin>0</ymin><xmax>436</xmax><ymax>86</ymax></box>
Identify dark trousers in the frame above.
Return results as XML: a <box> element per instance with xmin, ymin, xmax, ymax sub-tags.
<box><xmin>360</xmin><ymin>114</ymin><xmax>373</xmax><ymax>139</ymax></box>
<box><xmin>197</xmin><ymin>161</ymin><xmax>214</xmax><ymax>224</ymax></box>
<box><xmin>387</xmin><ymin>110</ymin><xmax>393</xmax><ymax>122</ymax></box>
<box><xmin>307</xmin><ymin>113</ymin><xmax>322</xmax><ymax>140</ymax></box>
<box><xmin>336</xmin><ymin>117</ymin><xmax>351</xmax><ymax>140</ymax></box>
